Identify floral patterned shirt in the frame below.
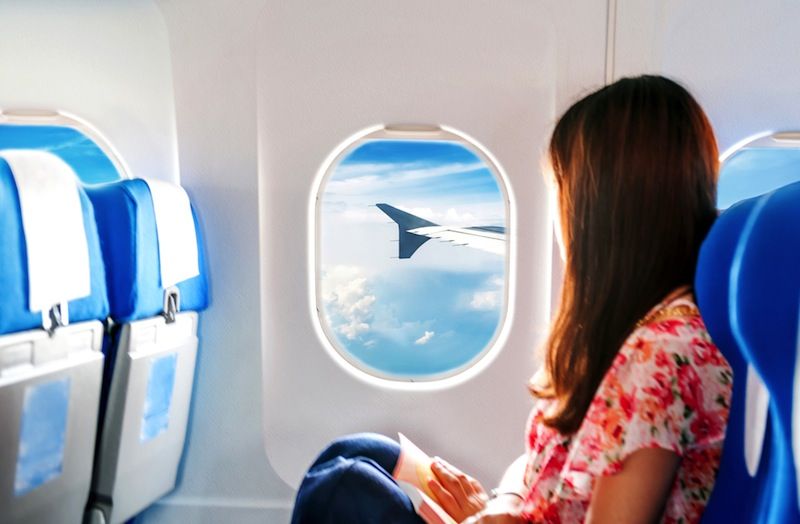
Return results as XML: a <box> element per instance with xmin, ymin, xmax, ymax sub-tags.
<box><xmin>521</xmin><ymin>294</ymin><xmax>733</xmax><ymax>523</ymax></box>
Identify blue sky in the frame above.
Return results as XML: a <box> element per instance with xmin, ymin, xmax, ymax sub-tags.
<box><xmin>0</xmin><ymin>124</ymin><xmax>119</xmax><ymax>184</ymax></box>
<box><xmin>320</xmin><ymin>139</ymin><xmax>507</xmax><ymax>378</ymax></box>
<box><xmin>719</xmin><ymin>147</ymin><xmax>800</xmax><ymax>208</ymax></box>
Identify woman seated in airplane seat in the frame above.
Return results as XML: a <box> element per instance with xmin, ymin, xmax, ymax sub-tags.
<box><xmin>291</xmin><ymin>75</ymin><xmax>732</xmax><ymax>524</ymax></box>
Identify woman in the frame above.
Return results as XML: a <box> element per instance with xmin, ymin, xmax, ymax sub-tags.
<box><xmin>292</xmin><ymin>75</ymin><xmax>732</xmax><ymax>524</ymax></box>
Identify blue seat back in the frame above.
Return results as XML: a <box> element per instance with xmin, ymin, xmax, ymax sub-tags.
<box><xmin>85</xmin><ymin>178</ymin><xmax>209</xmax><ymax>323</ymax></box>
<box><xmin>697</xmin><ymin>195</ymin><xmax>771</xmax><ymax>522</ymax></box>
<box><xmin>697</xmin><ymin>181</ymin><xmax>800</xmax><ymax>523</ymax></box>
<box><xmin>734</xmin><ymin>181</ymin><xmax>800</xmax><ymax>523</ymax></box>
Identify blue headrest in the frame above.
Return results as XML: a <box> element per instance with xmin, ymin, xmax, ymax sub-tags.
<box><xmin>85</xmin><ymin>179</ymin><xmax>209</xmax><ymax>323</ymax></box>
<box><xmin>696</xmin><ymin>197</ymin><xmax>761</xmax><ymax>364</ymax></box>
<box><xmin>0</xmin><ymin>158</ymin><xmax>109</xmax><ymax>335</ymax></box>
<box><xmin>697</xmin><ymin>181</ymin><xmax>800</xmax><ymax>523</ymax></box>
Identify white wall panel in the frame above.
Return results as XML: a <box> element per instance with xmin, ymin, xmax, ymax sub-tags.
<box><xmin>141</xmin><ymin>0</ymin><xmax>296</xmax><ymax>522</ymax></box>
<box><xmin>613</xmin><ymin>0</ymin><xmax>800</xmax><ymax>154</ymax></box>
<box><xmin>258</xmin><ymin>0</ymin><xmax>606</xmax><ymax>490</ymax></box>
<box><xmin>0</xmin><ymin>0</ymin><xmax>178</xmax><ymax>182</ymax></box>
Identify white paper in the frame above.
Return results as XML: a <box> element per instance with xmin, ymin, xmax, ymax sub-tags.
<box><xmin>1</xmin><ymin>150</ymin><xmax>90</xmax><ymax>312</ymax></box>
<box><xmin>394</xmin><ymin>432</ymin><xmax>437</xmax><ymax>499</ymax></box>
<box><xmin>144</xmin><ymin>179</ymin><xmax>200</xmax><ymax>288</ymax></box>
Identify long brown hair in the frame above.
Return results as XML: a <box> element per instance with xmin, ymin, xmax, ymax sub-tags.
<box><xmin>535</xmin><ymin>75</ymin><xmax>719</xmax><ymax>434</ymax></box>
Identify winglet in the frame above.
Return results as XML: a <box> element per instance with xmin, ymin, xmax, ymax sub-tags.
<box><xmin>376</xmin><ymin>203</ymin><xmax>437</xmax><ymax>259</ymax></box>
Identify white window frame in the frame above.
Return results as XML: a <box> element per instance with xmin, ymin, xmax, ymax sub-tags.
<box><xmin>310</xmin><ymin>124</ymin><xmax>515</xmax><ymax>385</ymax></box>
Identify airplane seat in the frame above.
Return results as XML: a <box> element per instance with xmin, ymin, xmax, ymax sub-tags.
<box><xmin>83</xmin><ymin>178</ymin><xmax>209</xmax><ymax>524</ymax></box>
<box><xmin>0</xmin><ymin>153</ymin><xmax>108</xmax><ymax>524</ymax></box>
<box><xmin>697</xmin><ymin>181</ymin><xmax>800</xmax><ymax>523</ymax></box>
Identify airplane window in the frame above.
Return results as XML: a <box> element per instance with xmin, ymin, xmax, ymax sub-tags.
<box><xmin>0</xmin><ymin>116</ymin><xmax>122</xmax><ymax>184</ymax></box>
<box><xmin>718</xmin><ymin>132</ymin><xmax>800</xmax><ymax>209</ymax></box>
<box><xmin>316</xmin><ymin>127</ymin><xmax>509</xmax><ymax>381</ymax></box>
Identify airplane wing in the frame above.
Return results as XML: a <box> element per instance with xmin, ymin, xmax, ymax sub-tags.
<box><xmin>376</xmin><ymin>203</ymin><xmax>505</xmax><ymax>258</ymax></box>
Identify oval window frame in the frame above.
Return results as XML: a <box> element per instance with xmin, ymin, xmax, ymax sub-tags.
<box><xmin>310</xmin><ymin>124</ymin><xmax>515</xmax><ymax>386</ymax></box>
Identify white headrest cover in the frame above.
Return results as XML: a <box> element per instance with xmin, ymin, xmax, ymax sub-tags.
<box><xmin>0</xmin><ymin>150</ymin><xmax>91</xmax><ymax>313</ymax></box>
<box><xmin>143</xmin><ymin>179</ymin><xmax>199</xmax><ymax>288</ymax></box>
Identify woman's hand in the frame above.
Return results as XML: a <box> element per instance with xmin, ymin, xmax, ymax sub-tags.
<box><xmin>428</xmin><ymin>457</ymin><xmax>488</xmax><ymax>522</ymax></box>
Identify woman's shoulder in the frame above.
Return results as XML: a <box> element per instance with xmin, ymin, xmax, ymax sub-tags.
<box><xmin>604</xmin><ymin>293</ymin><xmax>733</xmax><ymax>413</ymax></box>
<box><xmin>573</xmin><ymin>294</ymin><xmax>733</xmax><ymax>478</ymax></box>
<box><xmin>601</xmin><ymin>295</ymin><xmax>733</xmax><ymax>398</ymax></box>
<box><xmin>624</xmin><ymin>294</ymin><xmax>729</xmax><ymax>369</ymax></box>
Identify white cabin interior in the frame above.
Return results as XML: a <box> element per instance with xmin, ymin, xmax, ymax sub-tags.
<box><xmin>1</xmin><ymin>1</ymin><xmax>799</xmax><ymax>522</ymax></box>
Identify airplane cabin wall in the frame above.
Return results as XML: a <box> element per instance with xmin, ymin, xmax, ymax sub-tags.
<box><xmin>0</xmin><ymin>0</ymin><xmax>179</xmax><ymax>182</ymax></box>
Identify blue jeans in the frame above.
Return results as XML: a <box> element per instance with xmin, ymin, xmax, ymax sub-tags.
<box><xmin>291</xmin><ymin>433</ymin><xmax>425</xmax><ymax>524</ymax></box>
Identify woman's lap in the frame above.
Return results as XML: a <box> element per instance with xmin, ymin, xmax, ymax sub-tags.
<box><xmin>311</xmin><ymin>432</ymin><xmax>402</xmax><ymax>472</ymax></box>
<box><xmin>291</xmin><ymin>433</ymin><xmax>424</xmax><ymax>524</ymax></box>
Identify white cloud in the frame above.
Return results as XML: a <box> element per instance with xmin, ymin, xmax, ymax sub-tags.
<box><xmin>488</xmin><ymin>275</ymin><xmax>504</xmax><ymax>288</ymax></box>
<box><xmin>415</xmin><ymin>330</ymin><xmax>435</xmax><ymax>345</ymax></box>
<box><xmin>325</xmin><ymin>174</ymin><xmax>382</xmax><ymax>195</ymax></box>
<box><xmin>323</xmin><ymin>202</ymin><xmax>497</xmax><ymax>229</ymax></box>
<box><xmin>470</xmin><ymin>291</ymin><xmax>499</xmax><ymax>310</ymax></box>
<box><xmin>398</xmin><ymin>206</ymin><xmax>479</xmax><ymax>226</ymax></box>
<box><xmin>469</xmin><ymin>274</ymin><xmax>505</xmax><ymax>311</ymax></box>
<box><xmin>346</xmin><ymin>293</ymin><xmax>375</xmax><ymax>316</ymax></box>
<box><xmin>399</xmin><ymin>162</ymin><xmax>485</xmax><ymax>182</ymax></box>
<box><xmin>333</xmin><ymin>163</ymin><xmax>403</xmax><ymax>178</ymax></box>
<box><xmin>326</xmin><ymin>161</ymin><xmax>486</xmax><ymax>196</ymax></box>
<box><xmin>341</xmin><ymin>206</ymin><xmax>386</xmax><ymax>224</ymax></box>
<box><xmin>444</xmin><ymin>207</ymin><xmax>476</xmax><ymax>224</ymax></box>
<box><xmin>322</xmin><ymin>265</ymin><xmax>376</xmax><ymax>340</ymax></box>
<box><xmin>323</xmin><ymin>200</ymin><xmax>348</xmax><ymax>213</ymax></box>
<box><xmin>369</xmin><ymin>315</ymin><xmax>432</xmax><ymax>346</ymax></box>
<box><xmin>339</xmin><ymin>320</ymin><xmax>370</xmax><ymax>340</ymax></box>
